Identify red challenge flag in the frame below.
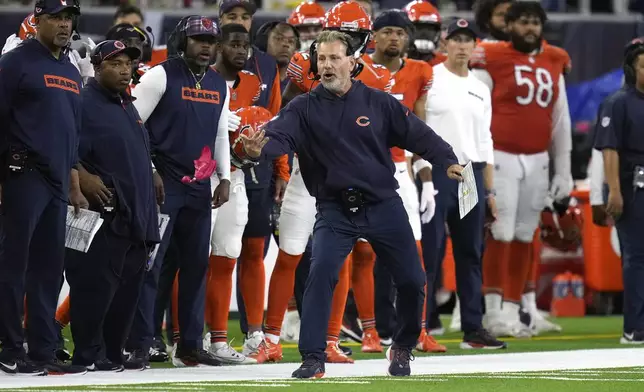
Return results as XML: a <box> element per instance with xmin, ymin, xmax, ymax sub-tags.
<box><xmin>181</xmin><ymin>146</ymin><xmax>217</xmax><ymax>184</ymax></box>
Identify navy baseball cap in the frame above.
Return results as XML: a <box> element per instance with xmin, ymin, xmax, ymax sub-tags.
<box><xmin>92</xmin><ymin>40</ymin><xmax>141</xmax><ymax>64</ymax></box>
<box><xmin>184</xmin><ymin>16</ymin><xmax>220</xmax><ymax>38</ymax></box>
<box><xmin>34</xmin><ymin>0</ymin><xmax>80</xmax><ymax>17</ymax></box>
<box><xmin>219</xmin><ymin>0</ymin><xmax>257</xmax><ymax>16</ymax></box>
<box><xmin>445</xmin><ymin>18</ymin><xmax>477</xmax><ymax>40</ymax></box>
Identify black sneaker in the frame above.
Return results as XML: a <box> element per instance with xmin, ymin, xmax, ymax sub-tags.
<box><xmin>175</xmin><ymin>348</ymin><xmax>221</xmax><ymax>367</ymax></box>
<box><xmin>620</xmin><ymin>331</ymin><xmax>644</xmax><ymax>345</ymax></box>
<box><xmin>123</xmin><ymin>349</ymin><xmax>149</xmax><ymax>370</ymax></box>
<box><xmin>0</xmin><ymin>357</ymin><xmax>46</xmax><ymax>376</ymax></box>
<box><xmin>338</xmin><ymin>344</ymin><xmax>352</xmax><ymax>356</ymax></box>
<box><xmin>292</xmin><ymin>356</ymin><xmax>325</xmax><ymax>379</ymax></box>
<box><xmin>386</xmin><ymin>346</ymin><xmax>413</xmax><ymax>377</ymax></box>
<box><xmin>460</xmin><ymin>329</ymin><xmax>507</xmax><ymax>349</ymax></box>
<box><xmin>148</xmin><ymin>346</ymin><xmax>168</xmax><ymax>363</ymax></box>
<box><xmin>340</xmin><ymin>314</ymin><xmax>363</xmax><ymax>343</ymax></box>
<box><xmin>36</xmin><ymin>359</ymin><xmax>88</xmax><ymax>375</ymax></box>
<box><xmin>87</xmin><ymin>359</ymin><xmax>125</xmax><ymax>372</ymax></box>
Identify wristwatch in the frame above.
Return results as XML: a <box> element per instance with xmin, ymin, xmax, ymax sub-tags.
<box><xmin>486</xmin><ymin>189</ymin><xmax>496</xmax><ymax>198</ymax></box>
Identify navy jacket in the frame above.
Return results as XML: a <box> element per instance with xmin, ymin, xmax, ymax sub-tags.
<box><xmin>145</xmin><ymin>57</ymin><xmax>228</xmax><ymax>196</ymax></box>
<box><xmin>79</xmin><ymin>79</ymin><xmax>160</xmax><ymax>244</ymax></box>
<box><xmin>594</xmin><ymin>86</ymin><xmax>644</xmax><ymax>187</ymax></box>
<box><xmin>243</xmin><ymin>47</ymin><xmax>281</xmax><ymax>190</ymax></box>
<box><xmin>0</xmin><ymin>39</ymin><xmax>81</xmax><ymax>197</ymax></box>
<box><xmin>262</xmin><ymin>81</ymin><xmax>459</xmax><ymax>202</ymax></box>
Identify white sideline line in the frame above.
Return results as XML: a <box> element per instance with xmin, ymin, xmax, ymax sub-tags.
<box><xmin>1</xmin><ymin>348</ymin><xmax>643</xmax><ymax>390</ymax></box>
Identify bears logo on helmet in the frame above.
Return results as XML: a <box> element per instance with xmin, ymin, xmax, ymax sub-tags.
<box><xmin>19</xmin><ymin>13</ymin><xmax>38</xmax><ymax>41</ymax></box>
<box><xmin>540</xmin><ymin>200</ymin><xmax>583</xmax><ymax>252</ymax></box>
<box><xmin>230</xmin><ymin>106</ymin><xmax>273</xmax><ymax>169</ymax></box>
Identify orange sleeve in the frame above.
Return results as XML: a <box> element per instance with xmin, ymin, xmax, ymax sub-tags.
<box><xmin>551</xmin><ymin>45</ymin><xmax>572</xmax><ymax>74</ymax></box>
<box><xmin>267</xmin><ymin>67</ymin><xmax>281</xmax><ymax>116</ymax></box>
<box><xmin>469</xmin><ymin>43</ymin><xmax>491</xmax><ymax>69</ymax></box>
<box><xmin>273</xmin><ymin>154</ymin><xmax>290</xmax><ymax>182</ymax></box>
<box><xmin>286</xmin><ymin>52</ymin><xmax>315</xmax><ymax>92</ymax></box>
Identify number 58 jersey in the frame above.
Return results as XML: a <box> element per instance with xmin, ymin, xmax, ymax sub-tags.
<box><xmin>470</xmin><ymin>41</ymin><xmax>571</xmax><ymax>155</ymax></box>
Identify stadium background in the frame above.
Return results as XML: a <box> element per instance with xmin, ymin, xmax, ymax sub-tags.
<box><xmin>0</xmin><ymin>0</ymin><xmax>638</xmax><ymax>314</ymax></box>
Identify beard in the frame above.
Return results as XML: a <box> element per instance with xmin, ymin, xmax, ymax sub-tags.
<box><xmin>510</xmin><ymin>32</ymin><xmax>542</xmax><ymax>53</ymax></box>
<box><xmin>321</xmin><ymin>78</ymin><xmax>344</xmax><ymax>94</ymax></box>
<box><xmin>489</xmin><ymin>26</ymin><xmax>510</xmax><ymax>42</ymax></box>
<box><xmin>384</xmin><ymin>47</ymin><xmax>401</xmax><ymax>57</ymax></box>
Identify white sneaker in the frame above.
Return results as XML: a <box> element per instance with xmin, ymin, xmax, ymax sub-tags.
<box><xmin>202</xmin><ymin>332</ymin><xmax>211</xmax><ymax>352</ymax></box>
<box><xmin>170</xmin><ymin>343</ymin><xmax>187</xmax><ymax>367</ymax></box>
<box><xmin>280</xmin><ymin>310</ymin><xmax>300</xmax><ymax>343</ymax></box>
<box><xmin>499</xmin><ymin>303</ymin><xmax>532</xmax><ymax>338</ymax></box>
<box><xmin>242</xmin><ymin>331</ymin><xmax>269</xmax><ymax>364</ymax></box>
<box><xmin>530</xmin><ymin>312</ymin><xmax>563</xmax><ymax>334</ymax></box>
<box><xmin>209</xmin><ymin>341</ymin><xmax>256</xmax><ymax>365</ymax></box>
<box><xmin>450</xmin><ymin>297</ymin><xmax>462</xmax><ymax>332</ymax></box>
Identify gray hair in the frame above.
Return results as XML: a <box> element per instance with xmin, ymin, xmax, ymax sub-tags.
<box><xmin>316</xmin><ymin>30</ymin><xmax>353</xmax><ymax>55</ymax></box>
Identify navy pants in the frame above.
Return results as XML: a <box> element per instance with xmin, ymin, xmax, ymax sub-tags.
<box><xmin>0</xmin><ymin>171</ymin><xmax>67</xmax><ymax>362</ymax></box>
<box><xmin>66</xmin><ymin>224</ymin><xmax>147</xmax><ymax>365</ymax></box>
<box><xmin>299</xmin><ymin>198</ymin><xmax>425</xmax><ymax>360</ymax></box>
<box><xmin>128</xmin><ymin>186</ymin><xmax>211</xmax><ymax>351</ymax></box>
<box><xmin>616</xmin><ymin>186</ymin><xmax>644</xmax><ymax>334</ymax></box>
<box><xmin>423</xmin><ymin>164</ymin><xmax>486</xmax><ymax>334</ymax></box>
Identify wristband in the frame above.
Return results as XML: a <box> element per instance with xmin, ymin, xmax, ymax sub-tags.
<box><xmin>412</xmin><ymin>159</ymin><xmax>432</xmax><ymax>177</ymax></box>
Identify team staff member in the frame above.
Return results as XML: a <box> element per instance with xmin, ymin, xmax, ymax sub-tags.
<box><xmin>594</xmin><ymin>38</ymin><xmax>644</xmax><ymax>345</ymax></box>
<box><xmin>424</xmin><ymin>19</ymin><xmax>505</xmax><ymax>350</ymax></box>
<box><xmin>128</xmin><ymin>16</ymin><xmax>230</xmax><ymax>367</ymax></box>
<box><xmin>242</xmin><ymin>30</ymin><xmax>463</xmax><ymax>379</ymax></box>
<box><xmin>265</xmin><ymin>2</ymin><xmax>391</xmax><ymax>364</ymax></box>
<box><xmin>66</xmin><ymin>41</ymin><xmax>161</xmax><ymax>371</ymax></box>
<box><xmin>0</xmin><ymin>0</ymin><xmax>88</xmax><ymax>376</ymax></box>
<box><xmin>364</xmin><ymin>10</ymin><xmax>443</xmax><ymax>354</ymax></box>
<box><xmin>217</xmin><ymin>0</ymin><xmax>289</xmax><ymax>339</ymax></box>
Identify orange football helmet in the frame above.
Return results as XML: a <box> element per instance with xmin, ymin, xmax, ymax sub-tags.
<box><xmin>403</xmin><ymin>1</ymin><xmax>442</xmax><ymax>55</ymax></box>
<box><xmin>230</xmin><ymin>106</ymin><xmax>273</xmax><ymax>169</ymax></box>
<box><xmin>19</xmin><ymin>13</ymin><xmax>38</xmax><ymax>41</ymax></box>
<box><xmin>323</xmin><ymin>1</ymin><xmax>372</xmax><ymax>32</ymax></box>
<box><xmin>288</xmin><ymin>1</ymin><xmax>326</xmax><ymax>51</ymax></box>
<box><xmin>540</xmin><ymin>200</ymin><xmax>583</xmax><ymax>252</ymax></box>
<box><xmin>288</xmin><ymin>1</ymin><xmax>326</xmax><ymax>27</ymax></box>
<box><xmin>403</xmin><ymin>0</ymin><xmax>441</xmax><ymax>25</ymax></box>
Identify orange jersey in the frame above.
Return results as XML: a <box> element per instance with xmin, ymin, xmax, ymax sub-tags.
<box><xmin>223</xmin><ymin>69</ymin><xmax>262</xmax><ymax>111</ymax></box>
<box><xmin>212</xmin><ymin>68</ymin><xmax>261</xmax><ymax>171</ymax></box>
<box><xmin>149</xmin><ymin>47</ymin><xmax>168</xmax><ymax>67</ymax></box>
<box><xmin>427</xmin><ymin>52</ymin><xmax>447</xmax><ymax>67</ymax></box>
<box><xmin>470</xmin><ymin>41</ymin><xmax>571</xmax><ymax>154</ymax></box>
<box><xmin>286</xmin><ymin>52</ymin><xmax>392</xmax><ymax>93</ymax></box>
<box><xmin>384</xmin><ymin>59</ymin><xmax>433</xmax><ymax>162</ymax></box>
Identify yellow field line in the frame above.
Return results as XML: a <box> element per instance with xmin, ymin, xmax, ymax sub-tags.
<box><xmin>231</xmin><ymin>333</ymin><xmax>620</xmax><ymax>350</ymax></box>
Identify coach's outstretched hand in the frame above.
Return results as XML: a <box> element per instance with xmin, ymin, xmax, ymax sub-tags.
<box><xmin>447</xmin><ymin>164</ymin><xmax>464</xmax><ymax>181</ymax></box>
<box><xmin>240</xmin><ymin>127</ymin><xmax>269</xmax><ymax>158</ymax></box>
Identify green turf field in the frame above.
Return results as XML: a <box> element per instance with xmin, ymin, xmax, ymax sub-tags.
<box><xmin>4</xmin><ymin>316</ymin><xmax>644</xmax><ymax>392</ymax></box>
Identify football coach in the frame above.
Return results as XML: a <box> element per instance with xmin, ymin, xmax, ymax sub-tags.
<box><xmin>240</xmin><ymin>30</ymin><xmax>464</xmax><ymax>379</ymax></box>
